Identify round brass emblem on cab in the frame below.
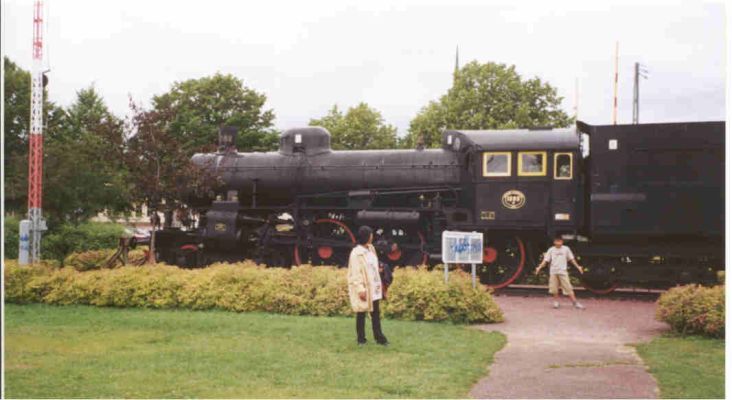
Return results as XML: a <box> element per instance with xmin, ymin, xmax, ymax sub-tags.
<box><xmin>501</xmin><ymin>190</ymin><xmax>526</xmax><ymax>209</ymax></box>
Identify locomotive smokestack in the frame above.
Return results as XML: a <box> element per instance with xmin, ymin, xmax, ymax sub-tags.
<box><xmin>415</xmin><ymin>134</ymin><xmax>425</xmax><ymax>151</ymax></box>
<box><xmin>218</xmin><ymin>126</ymin><xmax>238</xmax><ymax>153</ymax></box>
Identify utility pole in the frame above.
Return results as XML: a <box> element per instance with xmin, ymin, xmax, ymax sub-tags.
<box><xmin>454</xmin><ymin>45</ymin><xmax>459</xmax><ymax>80</ymax></box>
<box><xmin>574</xmin><ymin>77</ymin><xmax>579</xmax><ymax>119</ymax></box>
<box><xmin>612</xmin><ymin>41</ymin><xmax>619</xmax><ymax>125</ymax></box>
<box><xmin>632</xmin><ymin>62</ymin><xmax>649</xmax><ymax>124</ymax></box>
<box><xmin>20</xmin><ymin>0</ymin><xmax>48</xmax><ymax>265</ymax></box>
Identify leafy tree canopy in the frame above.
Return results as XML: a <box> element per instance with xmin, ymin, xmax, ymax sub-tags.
<box><xmin>152</xmin><ymin>73</ymin><xmax>278</xmax><ymax>153</ymax></box>
<box><xmin>42</xmin><ymin>85</ymin><xmax>131</xmax><ymax>225</ymax></box>
<box><xmin>123</xmin><ymin>103</ymin><xmax>221</xmax><ymax>262</ymax></box>
<box><xmin>57</xmin><ymin>86</ymin><xmax>118</xmax><ymax>141</ymax></box>
<box><xmin>4</xmin><ymin>57</ymin><xmax>31</xmax><ymax>157</ymax></box>
<box><xmin>404</xmin><ymin>61</ymin><xmax>572</xmax><ymax>148</ymax></box>
<box><xmin>3</xmin><ymin>58</ymin><xmax>130</xmax><ymax>225</ymax></box>
<box><xmin>309</xmin><ymin>103</ymin><xmax>398</xmax><ymax>150</ymax></box>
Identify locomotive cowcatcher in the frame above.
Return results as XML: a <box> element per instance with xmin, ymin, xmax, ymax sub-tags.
<box><xmin>154</xmin><ymin>121</ymin><xmax>724</xmax><ymax>293</ymax></box>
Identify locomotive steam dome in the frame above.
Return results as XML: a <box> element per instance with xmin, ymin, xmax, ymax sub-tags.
<box><xmin>279</xmin><ymin>126</ymin><xmax>332</xmax><ymax>156</ymax></box>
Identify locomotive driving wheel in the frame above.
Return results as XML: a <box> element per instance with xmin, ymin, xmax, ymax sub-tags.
<box><xmin>375</xmin><ymin>228</ymin><xmax>428</xmax><ymax>268</ymax></box>
<box><xmin>579</xmin><ymin>256</ymin><xmax>620</xmax><ymax>295</ymax></box>
<box><xmin>293</xmin><ymin>219</ymin><xmax>355</xmax><ymax>267</ymax></box>
<box><xmin>475</xmin><ymin>236</ymin><xmax>526</xmax><ymax>289</ymax></box>
<box><xmin>176</xmin><ymin>244</ymin><xmax>200</xmax><ymax>268</ymax></box>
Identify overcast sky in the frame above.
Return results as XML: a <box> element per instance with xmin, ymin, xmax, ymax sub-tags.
<box><xmin>2</xmin><ymin>0</ymin><xmax>726</xmax><ymax>135</ymax></box>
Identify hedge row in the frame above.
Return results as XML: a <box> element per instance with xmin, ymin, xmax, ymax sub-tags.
<box><xmin>3</xmin><ymin>260</ymin><xmax>504</xmax><ymax>324</ymax></box>
<box><xmin>656</xmin><ymin>284</ymin><xmax>724</xmax><ymax>338</ymax></box>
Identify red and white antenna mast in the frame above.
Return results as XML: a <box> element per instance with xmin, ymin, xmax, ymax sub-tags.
<box><xmin>22</xmin><ymin>0</ymin><xmax>48</xmax><ymax>264</ymax></box>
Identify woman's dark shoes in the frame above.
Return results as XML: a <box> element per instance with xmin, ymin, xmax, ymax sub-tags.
<box><xmin>376</xmin><ymin>337</ymin><xmax>389</xmax><ymax>346</ymax></box>
<box><xmin>357</xmin><ymin>339</ymin><xmax>367</xmax><ymax>346</ymax></box>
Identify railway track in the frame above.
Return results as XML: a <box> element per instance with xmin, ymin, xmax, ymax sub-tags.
<box><xmin>494</xmin><ymin>284</ymin><xmax>664</xmax><ymax>301</ymax></box>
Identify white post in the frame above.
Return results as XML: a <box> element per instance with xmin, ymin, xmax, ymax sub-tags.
<box><xmin>471</xmin><ymin>263</ymin><xmax>477</xmax><ymax>288</ymax></box>
<box><xmin>444</xmin><ymin>263</ymin><xmax>449</xmax><ymax>283</ymax></box>
<box><xmin>19</xmin><ymin>219</ymin><xmax>31</xmax><ymax>265</ymax></box>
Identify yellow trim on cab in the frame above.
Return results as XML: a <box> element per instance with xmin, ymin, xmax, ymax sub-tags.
<box><xmin>482</xmin><ymin>152</ymin><xmax>512</xmax><ymax>177</ymax></box>
<box><xmin>518</xmin><ymin>151</ymin><xmax>547</xmax><ymax>176</ymax></box>
<box><xmin>554</xmin><ymin>152</ymin><xmax>573</xmax><ymax>180</ymax></box>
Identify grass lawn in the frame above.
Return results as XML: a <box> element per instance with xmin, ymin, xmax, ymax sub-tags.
<box><xmin>4</xmin><ymin>304</ymin><xmax>505</xmax><ymax>398</ymax></box>
<box><xmin>635</xmin><ymin>335</ymin><xmax>725</xmax><ymax>399</ymax></box>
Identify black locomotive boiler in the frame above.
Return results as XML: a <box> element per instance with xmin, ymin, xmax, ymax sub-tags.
<box><xmin>155</xmin><ymin>121</ymin><xmax>724</xmax><ymax>292</ymax></box>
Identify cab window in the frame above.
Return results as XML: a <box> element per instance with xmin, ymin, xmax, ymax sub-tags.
<box><xmin>482</xmin><ymin>152</ymin><xmax>511</xmax><ymax>177</ymax></box>
<box><xmin>518</xmin><ymin>151</ymin><xmax>547</xmax><ymax>176</ymax></box>
<box><xmin>554</xmin><ymin>153</ymin><xmax>573</xmax><ymax>180</ymax></box>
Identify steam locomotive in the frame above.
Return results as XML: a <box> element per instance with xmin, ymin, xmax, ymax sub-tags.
<box><xmin>155</xmin><ymin>121</ymin><xmax>725</xmax><ymax>293</ymax></box>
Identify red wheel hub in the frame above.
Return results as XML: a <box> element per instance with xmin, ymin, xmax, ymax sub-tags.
<box><xmin>180</xmin><ymin>244</ymin><xmax>198</xmax><ymax>252</ymax></box>
<box><xmin>293</xmin><ymin>219</ymin><xmax>355</xmax><ymax>266</ymax></box>
<box><xmin>387</xmin><ymin>249</ymin><xmax>402</xmax><ymax>261</ymax></box>
<box><xmin>483</xmin><ymin>247</ymin><xmax>498</xmax><ymax>263</ymax></box>
<box><xmin>317</xmin><ymin>246</ymin><xmax>333</xmax><ymax>259</ymax></box>
<box><xmin>485</xmin><ymin>236</ymin><xmax>526</xmax><ymax>290</ymax></box>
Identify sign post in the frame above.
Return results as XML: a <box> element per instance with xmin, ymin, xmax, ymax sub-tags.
<box><xmin>18</xmin><ymin>219</ymin><xmax>30</xmax><ymax>265</ymax></box>
<box><xmin>472</xmin><ymin>262</ymin><xmax>477</xmax><ymax>288</ymax></box>
<box><xmin>441</xmin><ymin>231</ymin><xmax>484</xmax><ymax>288</ymax></box>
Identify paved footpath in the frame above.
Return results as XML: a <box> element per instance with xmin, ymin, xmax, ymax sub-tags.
<box><xmin>470</xmin><ymin>296</ymin><xmax>669</xmax><ymax>399</ymax></box>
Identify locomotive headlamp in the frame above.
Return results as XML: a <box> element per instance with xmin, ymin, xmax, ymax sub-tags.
<box><xmin>453</xmin><ymin>137</ymin><xmax>461</xmax><ymax>150</ymax></box>
<box><xmin>554</xmin><ymin>213</ymin><xmax>571</xmax><ymax>221</ymax></box>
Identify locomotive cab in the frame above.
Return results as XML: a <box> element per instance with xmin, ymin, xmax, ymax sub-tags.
<box><xmin>444</xmin><ymin>128</ymin><xmax>581</xmax><ymax>236</ymax></box>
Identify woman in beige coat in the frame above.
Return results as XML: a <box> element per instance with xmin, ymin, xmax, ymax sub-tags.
<box><xmin>348</xmin><ymin>225</ymin><xmax>389</xmax><ymax>346</ymax></box>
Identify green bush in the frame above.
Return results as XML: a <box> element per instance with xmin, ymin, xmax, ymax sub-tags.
<box><xmin>4</xmin><ymin>214</ymin><xmax>20</xmax><ymax>260</ymax></box>
<box><xmin>3</xmin><ymin>260</ymin><xmax>503</xmax><ymax>324</ymax></box>
<box><xmin>3</xmin><ymin>216</ymin><xmax>126</xmax><ymax>263</ymax></box>
<box><xmin>386</xmin><ymin>267</ymin><xmax>504</xmax><ymax>323</ymax></box>
<box><xmin>43</xmin><ymin>222</ymin><xmax>126</xmax><ymax>263</ymax></box>
<box><xmin>656</xmin><ymin>285</ymin><xmax>724</xmax><ymax>338</ymax></box>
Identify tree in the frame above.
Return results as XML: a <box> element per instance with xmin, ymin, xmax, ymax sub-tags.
<box><xmin>309</xmin><ymin>103</ymin><xmax>398</xmax><ymax>150</ymax></box>
<box><xmin>41</xmin><ymin>86</ymin><xmax>131</xmax><ymax>225</ymax></box>
<box><xmin>404</xmin><ymin>61</ymin><xmax>573</xmax><ymax>148</ymax></box>
<box><xmin>4</xmin><ymin>58</ymin><xmax>129</xmax><ymax>230</ymax></box>
<box><xmin>151</xmin><ymin>73</ymin><xmax>278</xmax><ymax>154</ymax></box>
<box><xmin>124</xmin><ymin>102</ymin><xmax>220</xmax><ymax>262</ymax></box>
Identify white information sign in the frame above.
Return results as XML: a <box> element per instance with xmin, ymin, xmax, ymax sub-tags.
<box><xmin>441</xmin><ymin>230</ymin><xmax>484</xmax><ymax>264</ymax></box>
<box><xmin>441</xmin><ymin>231</ymin><xmax>484</xmax><ymax>287</ymax></box>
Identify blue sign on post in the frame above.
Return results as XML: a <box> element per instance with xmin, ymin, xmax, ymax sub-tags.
<box><xmin>19</xmin><ymin>219</ymin><xmax>31</xmax><ymax>265</ymax></box>
<box><xmin>441</xmin><ymin>231</ymin><xmax>484</xmax><ymax>287</ymax></box>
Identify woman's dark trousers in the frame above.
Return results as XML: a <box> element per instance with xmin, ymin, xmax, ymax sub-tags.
<box><xmin>356</xmin><ymin>300</ymin><xmax>387</xmax><ymax>344</ymax></box>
